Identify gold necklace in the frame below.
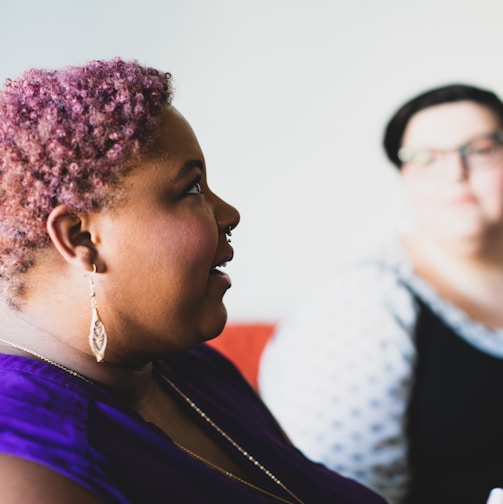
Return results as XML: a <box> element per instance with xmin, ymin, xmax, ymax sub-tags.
<box><xmin>0</xmin><ymin>338</ymin><xmax>304</xmax><ymax>504</ymax></box>
<box><xmin>173</xmin><ymin>441</ymin><xmax>300</xmax><ymax>504</ymax></box>
<box><xmin>157</xmin><ymin>373</ymin><xmax>305</xmax><ymax>504</ymax></box>
<box><xmin>0</xmin><ymin>337</ymin><xmax>93</xmax><ymax>383</ymax></box>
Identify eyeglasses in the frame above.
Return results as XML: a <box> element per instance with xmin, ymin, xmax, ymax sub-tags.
<box><xmin>397</xmin><ymin>130</ymin><xmax>503</xmax><ymax>174</ymax></box>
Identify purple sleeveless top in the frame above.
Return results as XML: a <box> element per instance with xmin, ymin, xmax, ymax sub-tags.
<box><xmin>0</xmin><ymin>344</ymin><xmax>387</xmax><ymax>503</ymax></box>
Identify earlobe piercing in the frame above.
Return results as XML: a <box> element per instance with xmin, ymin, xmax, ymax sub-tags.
<box><xmin>225</xmin><ymin>226</ymin><xmax>232</xmax><ymax>243</ymax></box>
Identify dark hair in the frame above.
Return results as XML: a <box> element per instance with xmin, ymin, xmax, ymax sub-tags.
<box><xmin>0</xmin><ymin>58</ymin><xmax>173</xmax><ymax>303</ymax></box>
<box><xmin>383</xmin><ymin>84</ymin><xmax>503</xmax><ymax>169</ymax></box>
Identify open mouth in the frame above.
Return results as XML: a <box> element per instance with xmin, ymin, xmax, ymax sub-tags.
<box><xmin>210</xmin><ymin>260</ymin><xmax>232</xmax><ymax>287</ymax></box>
<box><xmin>211</xmin><ymin>261</ymin><xmax>229</xmax><ymax>276</ymax></box>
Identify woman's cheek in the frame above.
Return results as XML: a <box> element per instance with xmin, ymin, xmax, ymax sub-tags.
<box><xmin>175</xmin><ymin>219</ymin><xmax>218</xmax><ymax>267</ymax></box>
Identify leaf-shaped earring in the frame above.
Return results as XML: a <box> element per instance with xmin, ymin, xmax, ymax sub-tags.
<box><xmin>89</xmin><ymin>264</ymin><xmax>107</xmax><ymax>362</ymax></box>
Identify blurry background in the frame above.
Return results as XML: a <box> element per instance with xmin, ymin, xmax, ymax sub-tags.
<box><xmin>2</xmin><ymin>0</ymin><xmax>502</xmax><ymax>321</ymax></box>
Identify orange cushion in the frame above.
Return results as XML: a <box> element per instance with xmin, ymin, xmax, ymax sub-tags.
<box><xmin>208</xmin><ymin>323</ymin><xmax>276</xmax><ymax>390</ymax></box>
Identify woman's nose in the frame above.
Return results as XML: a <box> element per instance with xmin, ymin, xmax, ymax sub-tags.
<box><xmin>225</xmin><ymin>203</ymin><xmax>240</xmax><ymax>233</ymax></box>
<box><xmin>442</xmin><ymin>150</ymin><xmax>470</xmax><ymax>182</ymax></box>
<box><xmin>216</xmin><ymin>196</ymin><xmax>240</xmax><ymax>234</ymax></box>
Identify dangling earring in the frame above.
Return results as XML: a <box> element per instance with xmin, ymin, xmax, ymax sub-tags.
<box><xmin>89</xmin><ymin>264</ymin><xmax>107</xmax><ymax>362</ymax></box>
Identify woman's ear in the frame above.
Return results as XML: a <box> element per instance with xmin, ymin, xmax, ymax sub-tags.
<box><xmin>46</xmin><ymin>205</ymin><xmax>97</xmax><ymax>270</ymax></box>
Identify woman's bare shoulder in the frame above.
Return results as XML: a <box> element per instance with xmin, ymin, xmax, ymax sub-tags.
<box><xmin>0</xmin><ymin>453</ymin><xmax>103</xmax><ymax>504</ymax></box>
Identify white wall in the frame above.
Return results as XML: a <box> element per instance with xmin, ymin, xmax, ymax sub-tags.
<box><xmin>2</xmin><ymin>0</ymin><xmax>503</xmax><ymax>321</ymax></box>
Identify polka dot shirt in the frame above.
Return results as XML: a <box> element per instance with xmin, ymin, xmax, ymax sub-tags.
<box><xmin>258</xmin><ymin>239</ymin><xmax>503</xmax><ymax>504</ymax></box>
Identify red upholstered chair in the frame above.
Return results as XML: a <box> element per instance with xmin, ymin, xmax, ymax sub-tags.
<box><xmin>208</xmin><ymin>323</ymin><xmax>276</xmax><ymax>391</ymax></box>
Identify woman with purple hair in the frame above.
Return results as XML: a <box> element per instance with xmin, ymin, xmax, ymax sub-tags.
<box><xmin>0</xmin><ymin>58</ymin><xmax>387</xmax><ymax>503</ymax></box>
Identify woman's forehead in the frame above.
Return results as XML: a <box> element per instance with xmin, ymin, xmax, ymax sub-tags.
<box><xmin>147</xmin><ymin>106</ymin><xmax>202</xmax><ymax>158</ymax></box>
<box><xmin>403</xmin><ymin>101</ymin><xmax>501</xmax><ymax>148</ymax></box>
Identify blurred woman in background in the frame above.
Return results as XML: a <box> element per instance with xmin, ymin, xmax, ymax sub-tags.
<box><xmin>259</xmin><ymin>83</ymin><xmax>503</xmax><ymax>504</ymax></box>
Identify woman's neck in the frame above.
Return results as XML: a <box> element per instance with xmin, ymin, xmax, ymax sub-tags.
<box><xmin>0</xmin><ymin>303</ymin><xmax>157</xmax><ymax>406</ymax></box>
<box><xmin>404</xmin><ymin>228</ymin><xmax>503</xmax><ymax>271</ymax></box>
<box><xmin>402</xmin><ymin>230</ymin><xmax>503</xmax><ymax>328</ymax></box>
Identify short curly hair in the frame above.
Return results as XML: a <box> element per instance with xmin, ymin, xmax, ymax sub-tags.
<box><xmin>0</xmin><ymin>58</ymin><xmax>173</xmax><ymax>303</ymax></box>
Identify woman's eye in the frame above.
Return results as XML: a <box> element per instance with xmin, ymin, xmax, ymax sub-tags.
<box><xmin>414</xmin><ymin>150</ymin><xmax>436</xmax><ymax>166</ymax></box>
<box><xmin>187</xmin><ymin>181</ymin><xmax>202</xmax><ymax>194</ymax></box>
<box><xmin>469</xmin><ymin>140</ymin><xmax>496</xmax><ymax>156</ymax></box>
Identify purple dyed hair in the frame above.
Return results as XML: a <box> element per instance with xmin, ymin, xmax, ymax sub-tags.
<box><xmin>0</xmin><ymin>58</ymin><xmax>173</xmax><ymax>302</ymax></box>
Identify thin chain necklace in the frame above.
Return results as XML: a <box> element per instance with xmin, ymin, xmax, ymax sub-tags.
<box><xmin>157</xmin><ymin>373</ymin><xmax>305</xmax><ymax>504</ymax></box>
<box><xmin>173</xmin><ymin>441</ymin><xmax>300</xmax><ymax>504</ymax></box>
<box><xmin>0</xmin><ymin>337</ymin><xmax>92</xmax><ymax>383</ymax></box>
<box><xmin>0</xmin><ymin>337</ymin><xmax>304</xmax><ymax>504</ymax></box>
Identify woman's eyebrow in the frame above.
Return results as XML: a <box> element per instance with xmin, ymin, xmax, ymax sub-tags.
<box><xmin>171</xmin><ymin>159</ymin><xmax>204</xmax><ymax>182</ymax></box>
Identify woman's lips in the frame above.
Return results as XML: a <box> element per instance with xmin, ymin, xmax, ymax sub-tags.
<box><xmin>448</xmin><ymin>193</ymin><xmax>477</xmax><ymax>205</ymax></box>
<box><xmin>209</xmin><ymin>268</ymin><xmax>232</xmax><ymax>289</ymax></box>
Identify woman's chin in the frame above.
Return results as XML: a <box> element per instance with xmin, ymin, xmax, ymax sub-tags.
<box><xmin>199</xmin><ymin>306</ymin><xmax>228</xmax><ymax>343</ymax></box>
